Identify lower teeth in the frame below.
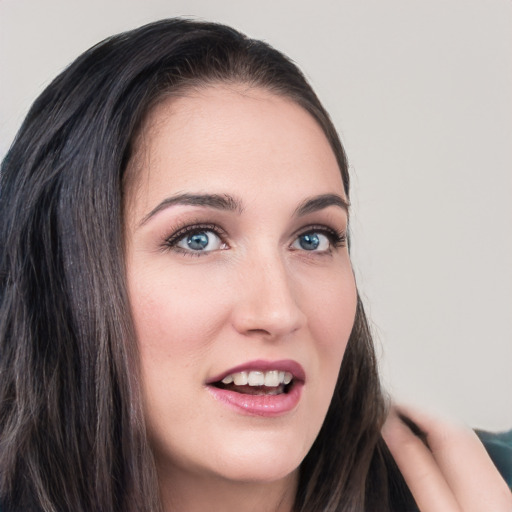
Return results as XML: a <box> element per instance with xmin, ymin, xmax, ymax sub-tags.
<box><xmin>216</xmin><ymin>383</ymin><xmax>289</xmax><ymax>395</ymax></box>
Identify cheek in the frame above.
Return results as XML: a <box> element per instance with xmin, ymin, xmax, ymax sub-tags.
<box><xmin>304</xmin><ymin>264</ymin><xmax>357</xmax><ymax>349</ymax></box>
<box><xmin>128</xmin><ymin>263</ymin><xmax>229</xmax><ymax>361</ymax></box>
<box><xmin>127</xmin><ymin>264</ymin><xmax>232</xmax><ymax>439</ymax></box>
<box><xmin>292</xmin><ymin>266</ymin><xmax>357</xmax><ymax>451</ymax></box>
<box><xmin>303</xmin><ymin>265</ymin><xmax>357</xmax><ymax>388</ymax></box>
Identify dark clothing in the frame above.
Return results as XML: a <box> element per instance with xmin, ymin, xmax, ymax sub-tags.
<box><xmin>476</xmin><ymin>429</ymin><xmax>512</xmax><ymax>489</ymax></box>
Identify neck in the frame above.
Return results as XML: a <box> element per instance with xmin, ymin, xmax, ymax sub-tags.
<box><xmin>158</xmin><ymin>466</ymin><xmax>298</xmax><ymax>512</ymax></box>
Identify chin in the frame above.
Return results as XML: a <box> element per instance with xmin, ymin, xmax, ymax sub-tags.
<box><xmin>209</xmin><ymin>457</ymin><xmax>302</xmax><ymax>484</ymax></box>
<box><xmin>156</xmin><ymin>430</ymin><xmax>308</xmax><ymax>486</ymax></box>
<box><xmin>205</xmin><ymin>434</ymin><xmax>308</xmax><ymax>483</ymax></box>
<box><xmin>237</xmin><ymin>451</ymin><xmax>303</xmax><ymax>482</ymax></box>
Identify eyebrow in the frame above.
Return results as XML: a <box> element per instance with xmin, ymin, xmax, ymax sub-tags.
<box><xmin>294</xmin><ymin>193</ymin><xmax>350</xmax><ymax>217</ymax></box>
<box><xmin>139</xmin><ymin>193</ymin><xmax>244</xmax><ymax>226</ymax></box>
<box><xmin>139</xmin><ymin>191</ymin><xmax>349</xmax><ymax>227</ymax></box>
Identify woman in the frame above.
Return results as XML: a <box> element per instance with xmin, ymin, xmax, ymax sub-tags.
<box><xmin>0</xmin><ymin>18</ymin><xmax>510</xmax><ymax>512</ymax></box>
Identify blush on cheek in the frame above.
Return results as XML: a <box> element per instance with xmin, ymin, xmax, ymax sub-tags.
<box><xmin>132</xmin><ymin>280</ymin><xmax>232</xmax><ymax>363</ymax></box>
<box><xmin>309</xmin><ymin>280</ymin><xmax>357</xmax><ymax>350</ymax></box>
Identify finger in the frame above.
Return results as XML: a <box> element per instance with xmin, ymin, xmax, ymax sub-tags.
<box><xmin>396</xmin><ymin>405</ymin><xmax>512</xmax><ymax>512</ymax></box>
<box><xmin>382</xmin><ymin>409</ymin><xmax>462</xmax><ymax>512</ymax></box>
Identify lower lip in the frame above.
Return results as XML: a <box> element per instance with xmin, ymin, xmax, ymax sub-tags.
<box><xmin>206</xmin><ymin>383</ymin><xmax>303</xmax><ymax>417</ymax></box>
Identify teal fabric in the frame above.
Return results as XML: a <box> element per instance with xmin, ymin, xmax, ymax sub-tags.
<box><xmin>477</xmin><ymin>429</ymin><xmax>512</xmax><ymax>490</ymax></box>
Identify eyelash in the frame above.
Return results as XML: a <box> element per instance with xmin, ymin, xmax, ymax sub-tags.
<box><xmin>295</xmin><ymin>225</ymin><xmax>347</xmax><ymax>252</ymax></box>
<box><xmin>162</xmin><ymin>222</ymin><xmax>347</xmax><ymax>256</ymax></box>
<box><xmin>163</xmin><ymin>222</ymin><xmax>226</xmax><ymax>257</ymax></box>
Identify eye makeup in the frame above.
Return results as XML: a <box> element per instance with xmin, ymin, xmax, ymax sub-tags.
<box><xmin>161</xmin><ymin>217</ymin><xmax>347</xmax><ymax>258</ymax></box>
<box><xmin>292</xmin><ymin>224</ymin><xmax>347</xmax><ymax>251</ymax></box>
<box><xmin>161</xmin><ymin>221</ymin><xmax>229</xmax><ymax>257</ymax></box>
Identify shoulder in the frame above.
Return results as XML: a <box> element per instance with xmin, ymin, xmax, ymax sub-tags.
<box><xmin>476</xmin><ymin>429</ymin><xmax>512</xmax><ymax>489</ymax></box>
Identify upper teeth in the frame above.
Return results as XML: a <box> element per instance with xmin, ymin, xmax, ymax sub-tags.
<box><xmin>221</xmin><ymin>370</ymin><xmax>293</xmax><ymax>387</ymax></box>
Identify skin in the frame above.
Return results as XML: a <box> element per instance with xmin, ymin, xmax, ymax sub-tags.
<box><xmin>383</xmin><ymin>406</ymin><xmax>512</xmax><ymax>511</ymax></box>
<box><xmin>124</xmin><ymin>85</ymin><xmax>357</xmax><ymax>512</ymax></box>
<box><xmin>123</xmin><ymin>84</ymin><xmax>512</xmax><ymax>511</ymax></box>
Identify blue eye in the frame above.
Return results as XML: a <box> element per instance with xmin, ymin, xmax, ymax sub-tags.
<box><xmin>174</xmin><ymin>229</ymin><xmax>224</xmax><ymax>253</ymax></box>
<box><xmin>299</xmin><ymin>233</ymin><xmax>320</xmax><ymax>250</ymax></box>
<box><xmin>186</xmin><ymin>232</ymin><xmax>209</xmax><ymax>250</ymax></box>
<box><xmin>292</xmin><ymin>231</ymin><xmax>331</xmax><ymax>251</ymax></box>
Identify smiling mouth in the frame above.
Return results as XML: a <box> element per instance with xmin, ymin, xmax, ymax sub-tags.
<box><xmin>212</xmin><ymin>370</ymin><xmax>294</xmax><ymax>396</ymax></box>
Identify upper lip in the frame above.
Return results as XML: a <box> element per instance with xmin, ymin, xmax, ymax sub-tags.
<box><xmin>206</xmin><ymin>359</ymin><xmax>306</xmax><ymax>385</ymax></box>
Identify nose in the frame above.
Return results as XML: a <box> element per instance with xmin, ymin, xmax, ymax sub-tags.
<box><xmin>231</xmin><ymin>252</ymin><xmax>307</xmax><ymax>340</ymax></box>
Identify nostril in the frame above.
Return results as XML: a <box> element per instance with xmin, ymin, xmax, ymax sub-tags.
<box><xmin>246</xmin><ymin>328</ymin><xmax>272</xmax><ymax>336</ymax></box>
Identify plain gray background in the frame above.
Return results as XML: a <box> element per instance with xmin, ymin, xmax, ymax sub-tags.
<box><xmin>1</xmin><ymin>0</ymin><xmax>511</xmax><ymax>430</ymax></box>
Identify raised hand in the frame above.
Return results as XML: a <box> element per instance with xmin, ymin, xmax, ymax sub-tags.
<box><xmin>382</xmin><ymin>405</ymin><xmax>512</xmax><ymax>512</ymax></box>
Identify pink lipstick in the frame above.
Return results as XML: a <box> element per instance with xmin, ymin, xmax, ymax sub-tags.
<box><xmin>205</xmin><ymin>359</ymin><xmax>305</xmax><ymax>417</ymax></box>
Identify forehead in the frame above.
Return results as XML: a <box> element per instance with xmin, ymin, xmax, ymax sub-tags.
<box><xmin>126</xmin><ymin>85</ymin><xmax>345</xmax><ymax>214</ymax></box>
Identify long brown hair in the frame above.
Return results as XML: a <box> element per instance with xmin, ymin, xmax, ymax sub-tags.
<box><xmin>0</xmin><ymin>18</ymin><xmax>410</xmax><ymax>512</ymax></box>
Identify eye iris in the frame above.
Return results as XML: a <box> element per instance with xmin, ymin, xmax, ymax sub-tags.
<box><xmin>187</xmin><ymin>232</ymin><xmax>209</xmax><ymax>250</ymax></box>
<box><xmin>299</xmin><ymin>233</ymin><xmax>320</xmax><ymax>250</ymax></box>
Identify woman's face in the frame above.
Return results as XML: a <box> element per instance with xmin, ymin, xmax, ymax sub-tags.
<box><xmin>124</xmin><ymin>85</ymin><xmax>357</xmax><ymax>486</ymax></box>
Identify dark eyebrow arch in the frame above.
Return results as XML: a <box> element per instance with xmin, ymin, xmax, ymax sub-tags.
<box><xmin>139</xmin><ymin>193</ymin><xmax>244</xmax><ymax>226</ymax></box>
<box><xmin>294</xmin><ymin>193</ymin><xmax>350</xmax><ymax>217</ymax></box>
